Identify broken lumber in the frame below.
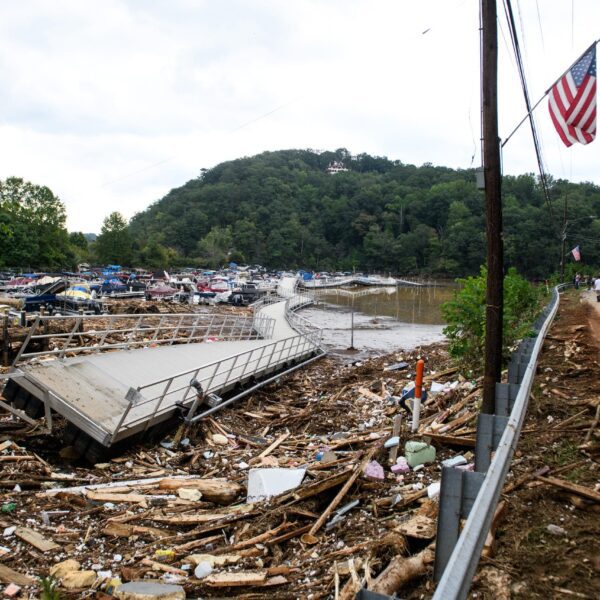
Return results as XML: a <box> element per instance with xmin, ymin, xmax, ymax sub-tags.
<box><xmin>370</xmin><ymin>544</ymin><xmax>435</xmax><ymax>595</ymax></box>
<box><xmin>15</xmin><ymin>526</ymin><xmax>60</xmax><ymax>552</ymax></box>
<box><xmin>204</xmin><ymin>570</ymin><xmax>268</xmax><ymax>587</ymax></box>
<box><xmin>308</xmin><ymin>444</ymin><xmax>378</xmax><ymax>537</ymax></box>
<box><xmin>535</xmin><ymin>475</ymin><xmax>600</xmax><ymax>503</ymax></box>
<box><xmin>157</xmin><ymin>478</ymin><xmax>243</xmax><ymax>504</ymax></box>
<box><xmin>0</xmin><ymin>564</ymin><xmax>36</xmax><ymax>586</ymax></box>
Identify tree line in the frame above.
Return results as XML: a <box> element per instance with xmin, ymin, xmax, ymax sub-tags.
<box><xmin>2</xmin><ymin>149</ymin><xmax>600</xmax><ymax>277</ymax></box>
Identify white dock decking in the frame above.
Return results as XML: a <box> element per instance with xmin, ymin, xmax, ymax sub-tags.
<box><xmin>13</xmin><ymin>297</ymin><xmax>323</xmax><ymax>446</ymax></box>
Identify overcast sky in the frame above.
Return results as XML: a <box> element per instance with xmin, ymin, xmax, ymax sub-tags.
<box><xmin>0</xmin><ymin>0</ymin><xmax>598</xmax><ymax>233</ymax></box>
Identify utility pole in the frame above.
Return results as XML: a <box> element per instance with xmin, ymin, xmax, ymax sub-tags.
<box><xmin>560</xmin><ymin>196</ymin><xmax>568</xmax><ymax>282</ymax></box>
<box><xmin>481</xmin><ymin>0</ymin><xmax>503</xmax><ymax>414</ymax></box>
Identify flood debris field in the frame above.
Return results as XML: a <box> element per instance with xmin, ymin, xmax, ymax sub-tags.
<box><xmin>0</xmin><ymin>291</ymin><xmax>597</xmax><ymax>599</ymax></box>
<box><xmin>0</xmin><ymin>335</ymin><xmax>479</xmax><ymax>599</ymax></box>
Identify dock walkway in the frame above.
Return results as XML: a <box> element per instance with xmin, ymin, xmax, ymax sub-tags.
<box><xmin>8</xmin><ymin>288</ymin><xmax>323</xmax><ymax>447</ymax></box>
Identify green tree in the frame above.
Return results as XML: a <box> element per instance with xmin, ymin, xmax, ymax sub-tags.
<box><xmin>95</xmin><ymin>212</ymin><xmax>133</xmax><ymax>265</ymax></box>
<box><xmin>196</xmin><ymin>225</ymin><xmax>233</xmax><ymax>268</ymax></box>
<box><xmin>0</xmin><ymin>177</ymin><xmax>70</xmax><ymax>269</ymax></box>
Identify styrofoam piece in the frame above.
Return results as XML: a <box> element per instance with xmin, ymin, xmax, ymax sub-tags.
<box><xmin>441</xmin><ymin>455</ymin><xmax>468</xmax><ymax>468</ymax></box>
<box><xmin>247</xmin><ymin>467</ymin><xmax>306</xmax><ymax>502</ymax></box>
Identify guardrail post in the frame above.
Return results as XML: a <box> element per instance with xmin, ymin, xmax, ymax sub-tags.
<box><xmin>433</xmin><ymin>467</ymin><xmax>485</xmax><ymax>582</ymax></box>
<box><xmin>495</xmin><ymin>382</ymin><xmax>519</xmax><ymax>416</ymax></box>
<box><xmin>474</xmin><ymin>413</ymin><xmax>509</xmax><ymax>473</ymax></box>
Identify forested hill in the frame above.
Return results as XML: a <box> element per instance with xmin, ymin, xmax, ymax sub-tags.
<box><xmin>129</xmin><ymin>148</ymin><xmax>600</xmax><ymax>278</ymax></box>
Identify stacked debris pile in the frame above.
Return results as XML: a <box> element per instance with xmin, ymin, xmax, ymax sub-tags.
<box><xmin>0</xmin><ymin>345</ymin><xmax>486</xmax><ymax>598</ymax></box>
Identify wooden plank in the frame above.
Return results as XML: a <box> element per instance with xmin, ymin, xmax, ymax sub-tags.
<box><xmin>102</xmin><ymin>521</ymin><xmax>169</xmax><ymax>540</ymax></box>
<box><xmin>250</xmin><ymin>432</ymin><xmax>290</xmax><ymax>464</ymax></box>
<box><xmin>290</xmin><ymin>469</ymin><xmax>352</xmax><ymax>502</ymax></box>
<box><xmin>0</xmin><ymin>563</ymin><xmax>36</xmax><ymax>586</ymax></box>
<box><xmin>394</xmin><ymin>514</ymin><xmax>436</xmax><ymax>539</ymax></box>
<box><xmin>15</xmin><ymin>526</ymin><xmax>60</xmax><ymax>552</ymax></box>
<box><xmin>358</xmin><ymin>387</ymin><xmax>384</xmax><ymax>402</ymax></box>
<box><xmin>424</xmin><ymin>432</ymin><xmax>476</xmax><ymax>447</ymax></box>
<box><xmin>535</xmin><ymin>475</ymin><xmax>600</xmax><ymax>503</ymax></box>
<box><xmin>204</xmin><ymin>570</ymin><xmax>268</xmax><ymax>587</ymax></box>
<box><xmin>140</xmin><ymin>558</ymin><xmax>187</xmax><ymax>576</ymax></box>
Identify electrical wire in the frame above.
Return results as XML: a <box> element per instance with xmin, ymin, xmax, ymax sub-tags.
<box><xmin>502</xmin><ymin>0</ymin><xmax>558</xmax><ymax>231</ymax></box>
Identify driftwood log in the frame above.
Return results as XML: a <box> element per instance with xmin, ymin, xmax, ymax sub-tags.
<box><xmin>158</xmin><ymin>477</ymin><xmax>243</xmax><ymax>504</ymax></box>
<box><xmin>370</xmin><ymin>545</ymin><xmax>435</xmax><ymax>596</ymax></box>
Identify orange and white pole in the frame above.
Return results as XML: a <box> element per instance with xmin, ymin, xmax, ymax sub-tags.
<box><xmin>411</xmin><ymin>359</ymin><xmax>425</xmax><ymax>432</ymax></box>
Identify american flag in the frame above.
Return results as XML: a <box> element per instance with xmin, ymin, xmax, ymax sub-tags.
<box><xmin>548</xmin><ymin>45</ymin><xmax>596</xmax><ymax>147</ymax></box>
<box><xmin>571</xmin><ymin>245</ymin><xmax>581</xmax><ymax>262</ymax></box>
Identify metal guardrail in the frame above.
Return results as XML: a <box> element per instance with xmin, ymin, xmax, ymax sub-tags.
<box><xmin>13</xmin><ymin>312</ymin><xmax>275</xmax><ymax>365</ymax></box>
<box><xmin>432</xmin><ymin>284</ymin><xmax>564</xmax><ymax>599</ymax></box>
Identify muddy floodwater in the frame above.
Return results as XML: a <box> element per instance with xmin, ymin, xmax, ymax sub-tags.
<box><xmin>300</xmin><ymin>284</ymin><xmax>455</xmax><ymax>358</ymax></box>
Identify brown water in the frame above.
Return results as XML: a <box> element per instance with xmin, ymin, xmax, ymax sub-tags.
<box><xmin>300</xmin><ymin>284</ymin><xmax>456</xmax><ymax>358</ymax></box>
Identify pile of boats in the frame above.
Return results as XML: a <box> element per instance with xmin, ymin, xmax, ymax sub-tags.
<box><xmin>0</xmin><ymin>266</ymin><xmax>416</xmax><ymax>316</ymax></box>
<box><xmin>0</xmin><ymin>267</ymin><xmax>280</xmax><ymax>315</ymax></box>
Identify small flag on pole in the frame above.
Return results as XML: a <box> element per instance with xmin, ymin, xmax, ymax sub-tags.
<box><xmin>571</xmin><ymin>245</ymin><xmax>581</xmax><ymax>261</ymax></box>
<box><xmin>548</xmin><ymin>45</ymin><xmax>596</xmax><ymax>147</ymax></box>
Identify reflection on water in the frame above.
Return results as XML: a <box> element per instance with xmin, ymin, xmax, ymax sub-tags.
<box><xmin>318</xmin><ymin>284</ymin><xmax>455</xmax><ymax>324</ymax></box>
<box><xmin>300</xmin><ymin>283</ymin><xmax>456</xmax><ymax>357</ymax></box>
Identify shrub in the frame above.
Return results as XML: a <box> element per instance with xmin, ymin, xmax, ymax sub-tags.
<box><xmin>442</xmin><ymin>266</ymin><xmax>541</xmax><ymax>373</ymax></box>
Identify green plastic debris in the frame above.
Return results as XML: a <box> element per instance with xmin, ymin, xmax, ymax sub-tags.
<box><xmin>1</xmin><ymin>502</ymin><xmax>16</xmax><ymax>513</ymax></box>
<box><xmin>405</xmin><ymin>441</ymin><xmax>436</xmax><ymax>468</ymax></box>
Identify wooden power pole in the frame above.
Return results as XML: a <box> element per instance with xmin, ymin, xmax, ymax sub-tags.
<box><xmin>481</xmin><ymin>0</ymin><xmax>503</xmax><ymax>413</ymax></box>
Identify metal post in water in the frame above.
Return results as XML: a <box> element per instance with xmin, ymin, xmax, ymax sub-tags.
<box><xmin>348</xmin><ymin>296</ymin><xmax>355</xmax><ymax>350</ymax></box>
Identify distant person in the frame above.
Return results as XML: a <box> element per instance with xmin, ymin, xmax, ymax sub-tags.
<box><xmin>588</xmin><ymin>275</ymin><xmax>594</xmax><ymax>290</ymax></box>
<box><xmin>594</xmin><ymin>276</ymin><xmax>600</xmax><ymax>302</ymax></box>
<box><xmin>574</xmin><ymin>273</ymin><xmax>581</xmax><ymax>289</ymax></box>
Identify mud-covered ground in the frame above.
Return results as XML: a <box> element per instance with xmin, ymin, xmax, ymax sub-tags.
<box><xmin>471</xmin><ymin>289</ymin><xmax>600</xmax><ymax>599</ymax></box>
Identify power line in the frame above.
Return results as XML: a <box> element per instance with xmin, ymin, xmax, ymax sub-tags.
<box><xmin>502</xmin><ymin>0</ymin><xmax>557</xmax><ymax>229</ymax></box>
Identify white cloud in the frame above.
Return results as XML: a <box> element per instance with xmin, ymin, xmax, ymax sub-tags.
<box><xmin>0</xmin><ymin>0</ymin><xmax>598</xmax><ymax>232</ymax></box>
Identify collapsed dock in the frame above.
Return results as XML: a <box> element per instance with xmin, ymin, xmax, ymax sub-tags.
<box><xmin>3</xmin><ymin>284</ymin><xmax>325</xmax><ymax>461</ymax></box>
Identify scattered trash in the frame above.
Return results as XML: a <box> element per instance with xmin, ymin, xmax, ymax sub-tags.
<box><xmin>427</xmin><ymin>481</ymin><xmax>441</xmax><ymax>499</ymax></box>
<box><xmin>441</xmin><ymin>455</ymin><xmax>468</xmax><ymax>468</ymax></box>
<box><xmin>50</xmin><ymin>559</ymin><xmax>81</xmax><ymax>579</ymax></box>
<box><xmin>114</xmin><ymin>581</ymin><xmax>186</xmax><ymax>599</ymax></box>
<box><xmin>3</xmin><ymin>583</ymin><xmax>21</xmax><ymax>597</ymax></box>
<box><xmin>363</xmin><ymin>460</ymin><xmax>385</xmax><ymax>480</ymax></box>
<box><xmin>405</xmin><ymin>440</ymin><xmax>436</xmax><ymax>468</ymax></box>
<box><xmin>246</xmin><ymin>467</ymin><xmax>306</xmax><ymax>502</ymax></box>
<box><xmin>178</xmin><ymin>488</ymin><xmax>202</xmax><ymax>501</ymax></box>
<box><xmin>546</xmin><ymin>524</ymin><xmax>567</xmax><ymax>536</ymax></box>
<box><xmin>384</xmin><ymin>436</ymin><xmax>400</xmax><ymax>449</ymax></box>
<box><xmin>317</xmin><ymin>450</ymin><xmax>338</xmax><ymax>463</ymax></box>
<box><xmin>384</xmin><ymin>361</ymin><xmax>409</xmax><ymax>372</ymax></box>
<box><xmin>326</xmin><ymin>499</ymin><xmax>360</xmax><ymax>529</ymax></box>
<box><xmin>62</xmin><ymin>570</ymin><xmax>97</xmax><ymax>589</ymax></box>
<box><xmin>194</xmin><ymin>561</ymin><xmax>213</xmax><ymax>579</ymax></box>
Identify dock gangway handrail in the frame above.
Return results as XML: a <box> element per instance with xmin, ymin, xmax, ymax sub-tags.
<box><xmin>432</xmin><ymin>284</ymin><xmax>565</xmax><ymax>599</ymax></box>
<box><xmin>110</xmin><ymin>291</ymin><xmax>325</xmax><ymax>442</ymax></box>
<box><xmin>13</xmin><ymin>312</ymin><xmax>276</xmax><ymax>365</ymax></box>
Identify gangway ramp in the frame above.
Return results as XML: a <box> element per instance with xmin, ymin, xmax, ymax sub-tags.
<box><xmin>4</xmin><ymin>295</ymin><xmax>324</xmax><ymax>456</ymax></box>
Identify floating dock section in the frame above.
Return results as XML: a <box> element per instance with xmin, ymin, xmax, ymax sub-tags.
<box><xmin>4</xmin><ymin>288</ymin><xmax>324</xmax><ymax>458</ymax></box>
